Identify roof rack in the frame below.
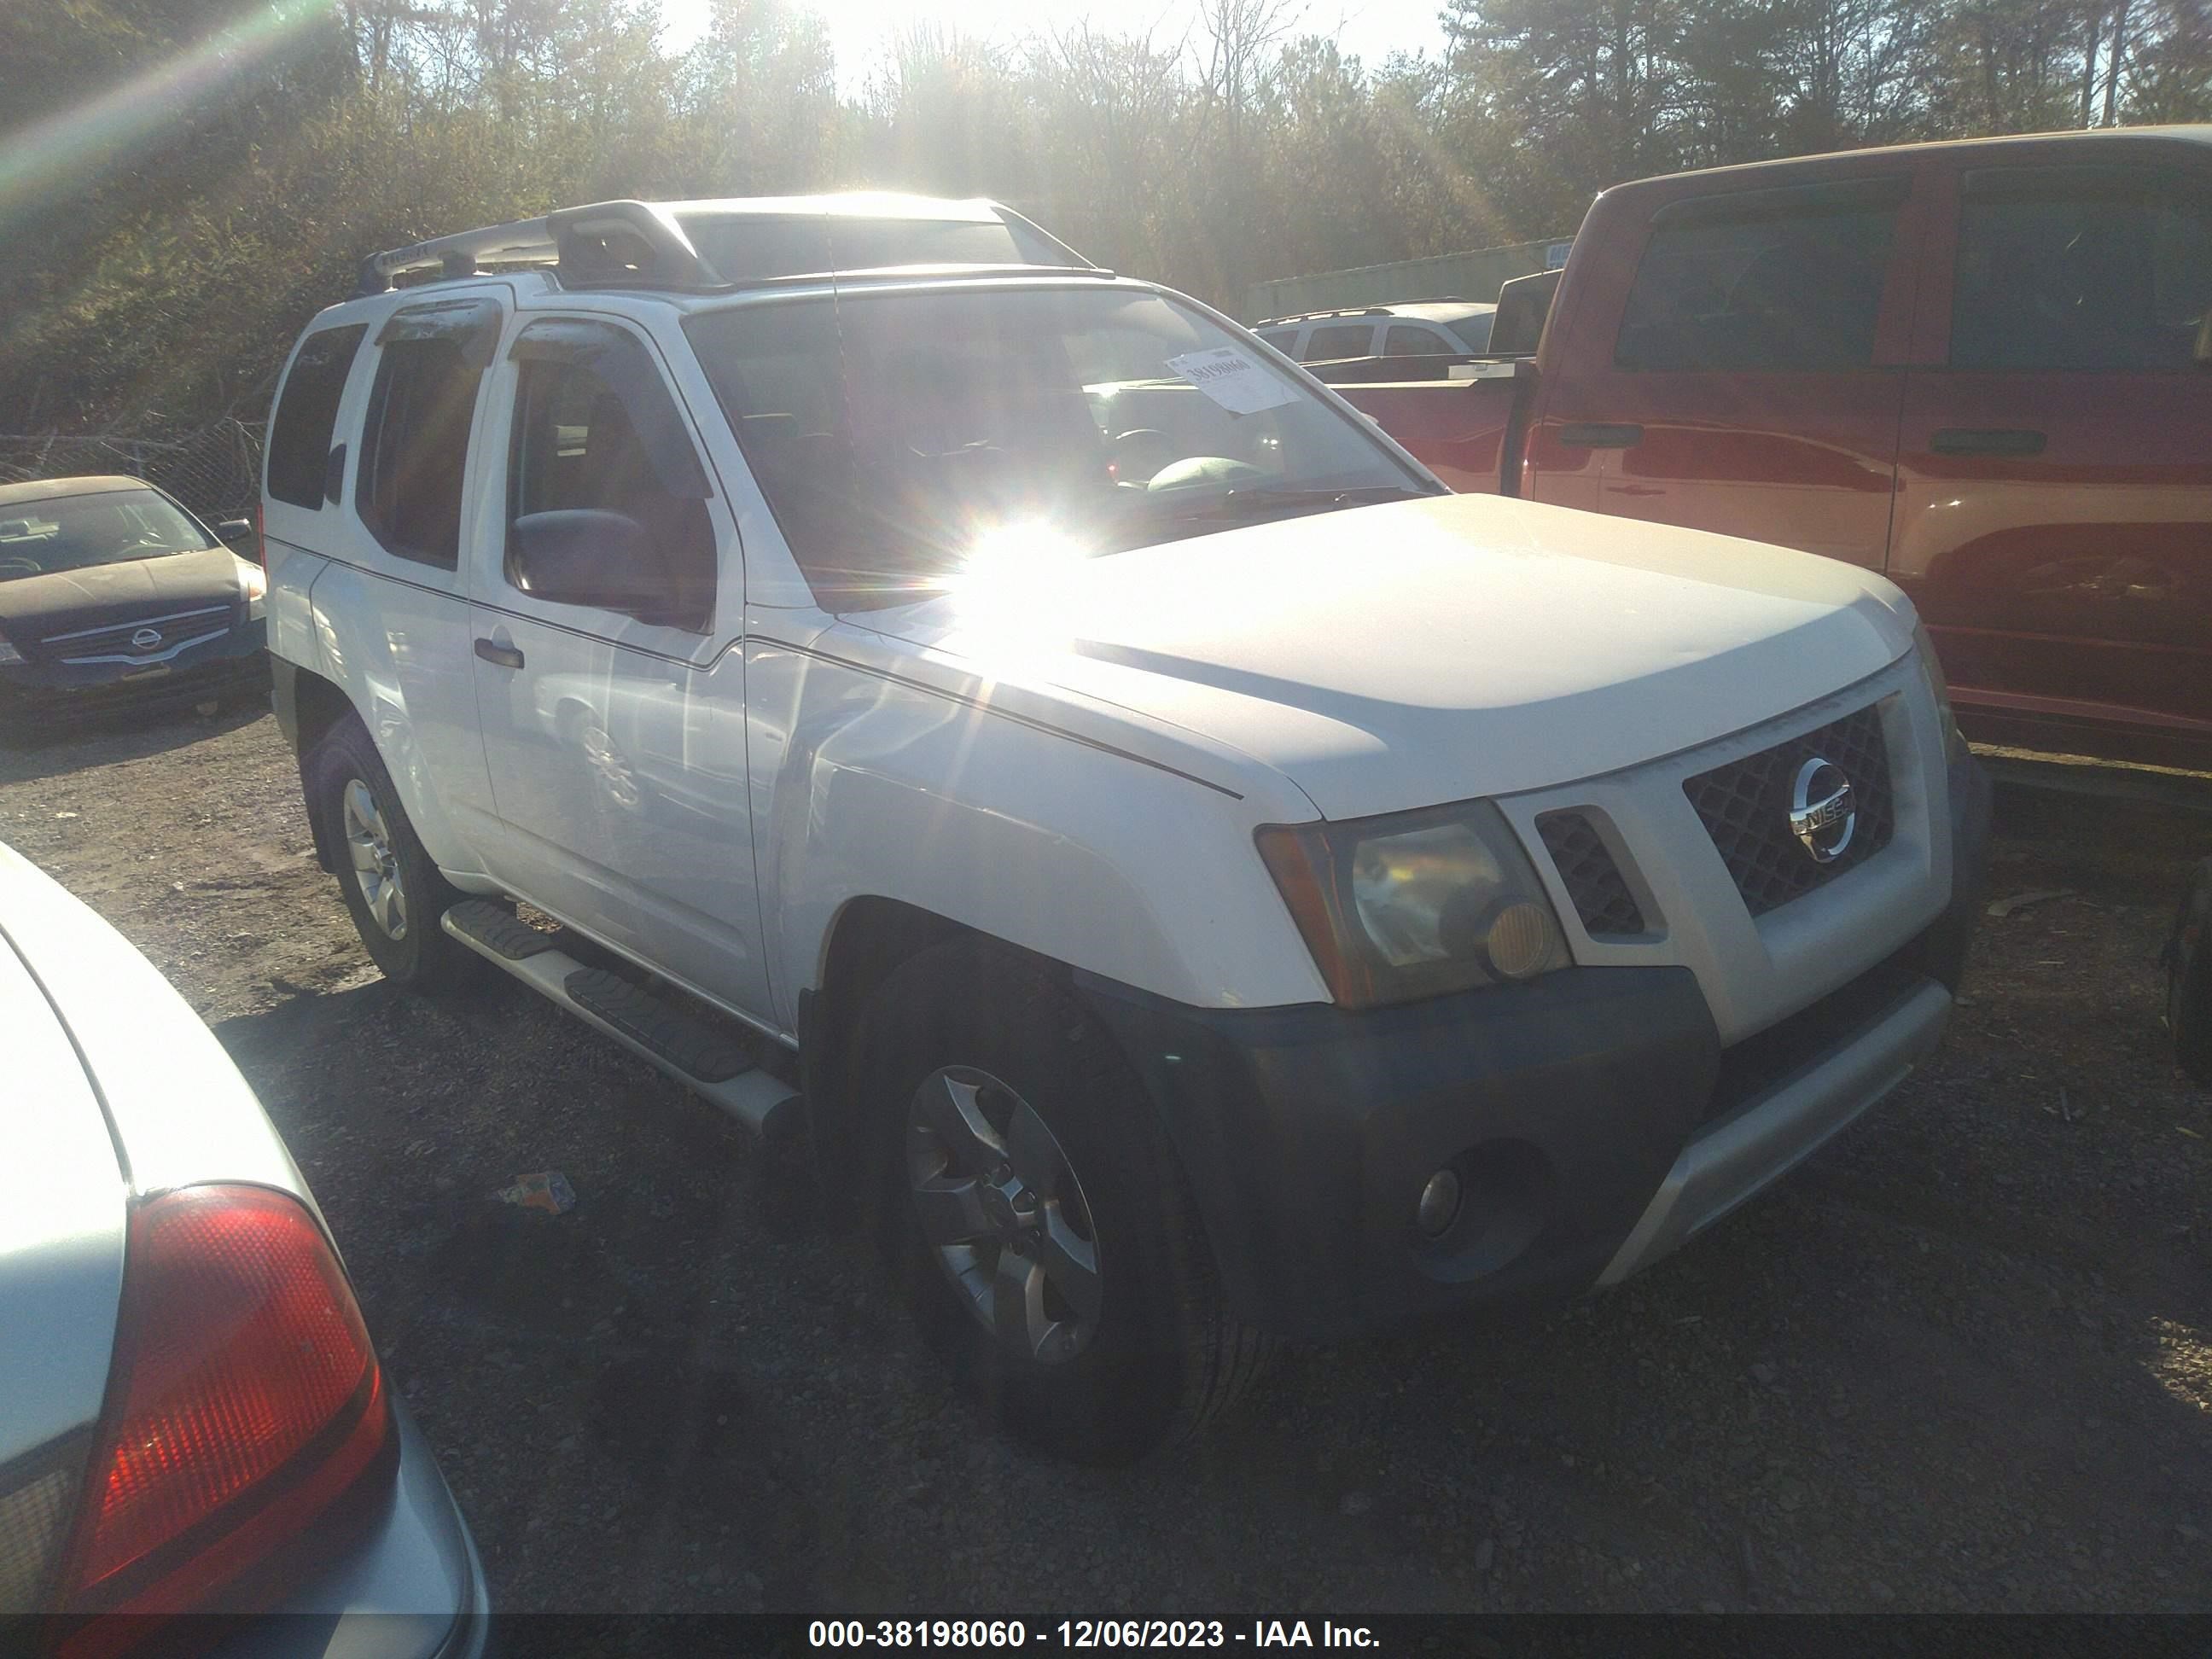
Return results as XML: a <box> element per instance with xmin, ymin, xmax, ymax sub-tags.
<box><xmin>1254</xmin><ymin>305</ymin><xmax>1394</xmax><ymax>328</ymax></box>
<box><xmin>359</xmin><ymin>194</ymin><xmax>1101</xmax><ymax>300</ymax></box>
<box><xmin>358</xmin><ymin>201</ymin><xmax>714</xmax><ymax>295</ymax></box>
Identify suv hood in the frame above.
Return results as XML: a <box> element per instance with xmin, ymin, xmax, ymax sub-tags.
<box><xmin>868</xmin><ymin>493</ymin><xmax>1917</xmax><ymax>819</ymax></box>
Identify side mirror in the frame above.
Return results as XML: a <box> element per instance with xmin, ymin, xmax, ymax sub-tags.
<box><xmin>215</xmin><ymin>518</ymin><xmax>261</xmax><ymax>564</ymax></box>
<box><xmin>509</xmin><ymin>509</ymin><xmax>669</xmax><ymax>620</ymax></box>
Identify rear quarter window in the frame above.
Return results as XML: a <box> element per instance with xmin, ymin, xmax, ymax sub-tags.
<box><xmin>267</xmin><ymin>324</ymin><xmax>367</xmax><ymax>509</ymax></box>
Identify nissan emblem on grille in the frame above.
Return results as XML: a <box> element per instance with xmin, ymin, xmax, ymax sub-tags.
<box><xmin>131</xmin><ymin>626</ymin><xmax>163</xmax><ymax>650</ymax></box>
<box><xmin>1789</xmin><ymin>757</ymin><xmax>1856</xmax><ymax>864</ymax></box>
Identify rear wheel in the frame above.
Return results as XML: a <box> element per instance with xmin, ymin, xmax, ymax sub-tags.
<box><xmin>855</xmin><ymin>936</ymin><xmax>1273</xmax><ymax>1463</ymax></box>
<box><xmin>306</xmin><ymin>713</ymin><xmax>477</xmax><ymax>991</ymax></box>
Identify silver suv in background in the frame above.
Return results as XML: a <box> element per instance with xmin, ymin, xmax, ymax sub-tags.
<box><xmin>1254</xmin><ymin>300</ymin><xmax>1498</xmax><ymax>362</ymax></box>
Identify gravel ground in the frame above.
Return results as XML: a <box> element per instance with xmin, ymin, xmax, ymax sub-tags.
<box><xmin>3</xmin><ymin>708</ymin><xmax>2207</xmax><ymax>1616</ymax></box>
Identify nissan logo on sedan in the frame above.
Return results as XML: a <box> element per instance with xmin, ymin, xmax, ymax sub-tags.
<box><xmin>1789</xmin><ymin>757</ymin><xmax>1856</xmax><ymax>864</ymax></box>
<box><xmin>131</xmin><ymin>626</ymin><xmax>163</xmax><ymax>650</ymax></box>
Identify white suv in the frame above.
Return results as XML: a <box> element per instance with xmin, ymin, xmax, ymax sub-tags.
<box><xmin>262</xmin><ymin>195</ymin><xmax>1990</xmax><ymax>1462</ymax></box>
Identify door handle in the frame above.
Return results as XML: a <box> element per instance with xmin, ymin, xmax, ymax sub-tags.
<box><xmin>1557</xmin><ymin>422</ymin><xmax>1644</xmax><ymax>449</ymax></box>
<box><xmin>1930</xmin><ymin>428</ymin><xmax>2046</xmax><ymax>457</ymax></box>
<box><xmin>474</xmin><ymin>637</ymin><xmax>525</xmax><ymax>670</ymax></box>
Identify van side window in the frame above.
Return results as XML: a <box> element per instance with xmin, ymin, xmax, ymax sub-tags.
<box><xmin>1615</xmin><ymin>195</ymin><xmax>1899</xmax><ymax>372</ymax></box>
<box><xmin>359</xmin><ymin>319</ymin><xmax>492</xmax><ymax>569</ymax></box>
<box><xmin>267</xmin><ymin>324</ymin><xmax>367</xmax><ymax>509</ymax></box>
<box><xmin>1952</xmin><ymin>170</ymin><xmax>2212</xmax><ymax>372</ymax></box>
<box><xmin>508</xmin><ymin>323</ymin><xmax>715</xmax><ymax>627</ymax></box>
<box><xmin>1303</xmin><ymin>323</ymin><xmax>1374</xmax><ymax>361</ymax></box>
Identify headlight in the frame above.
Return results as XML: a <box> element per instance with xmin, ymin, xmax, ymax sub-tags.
<box><xmin>236</xmin><ymin>559</ymin><xmax>267</xmax><ymax>620</ymax></box>
<box><xmin>1257</xmin><ymin>800</ymin><xmax>1569</xmax><ymax>1009</ymax></box>
<box><xmin>1912</xmin><ymin>619</ymin><xmax>1967</xmax><ymax>764</ymax></box>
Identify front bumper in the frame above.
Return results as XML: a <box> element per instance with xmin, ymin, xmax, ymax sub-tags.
<box><xmin>1077</xmin><ymin>753</ymin><xmax>1992</xmax><ymax>1343</ymax></box>
<box><xmin>0</xmin><ymin>618</ymin><xmax>267</xmax><ymax>724</ymax></box>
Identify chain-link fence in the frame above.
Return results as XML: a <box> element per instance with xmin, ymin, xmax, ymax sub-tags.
<box><xmin>0</xmin><ymin>420</ymin><xmax>265</xmax><ymax>527</ymax></box>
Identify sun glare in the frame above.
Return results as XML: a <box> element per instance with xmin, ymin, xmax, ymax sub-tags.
<box><xmin>941</xmin><ymin>521</ymin><xmax>1093</xmax><ymax>653</ymax></box>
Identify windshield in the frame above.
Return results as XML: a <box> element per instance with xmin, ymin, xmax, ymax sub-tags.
<box><xmin>686</xmin><ymin>284</ymin><xmax>1432</xmax><ymax>609</ymax></box>
<box><xmin>0</xmin><ymin>487</ymin><xmax>213</xmax><ymax>582</ymax></box>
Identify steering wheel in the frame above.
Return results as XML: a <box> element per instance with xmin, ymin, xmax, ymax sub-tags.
<box><xmin>1110</xmin><ymin>428</ymin><xmax>1179</xmax><ymax>486</ymax></box>
<box><xmin>0</xmin><ymin>556</ymin><xmax>41</xmax><ymax>575</ymax></box>
<box><xmin>1147</xmin><ymin>456</ymin><xmax>1268</xmax><ymax>493</ymax></box>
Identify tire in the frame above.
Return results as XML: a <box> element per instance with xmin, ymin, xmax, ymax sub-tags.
<box><xmin>306</xmin><ymin>713</ymin><xmax>478</xmax><ymax>991</ymax></box>
<box><xmin>854</xmin><ymin>935</ymin><xmax>1274</xmax><ymax>1464</ymax></box>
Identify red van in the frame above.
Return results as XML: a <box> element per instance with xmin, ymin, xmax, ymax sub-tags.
<box><xmin>1342</xmin><ymin>127</ymin><xmax>2212</xmax><ymax>772</ymax></box>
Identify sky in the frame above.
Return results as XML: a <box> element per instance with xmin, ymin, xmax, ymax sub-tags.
<box><xmin>655</xmin><ymin>0</ymin><xmax>1452</xmax><ymax>96</ymax></box>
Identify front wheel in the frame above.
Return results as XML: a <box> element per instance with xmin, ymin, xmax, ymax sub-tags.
<box><xmin>306</xmin><ymin>713</ymin><xmax>477</xmax><ymax>991</ymax></box>
<box><xmin>856</xmin><ymin>937</ymin><xmax>1273</xmax><ymax>1463</ymax></box>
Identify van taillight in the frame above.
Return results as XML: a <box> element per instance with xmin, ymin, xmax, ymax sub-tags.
<box><xmin>49</xmin><ymin>1186</ymin><xmax>390</xmax><ymax>1650</ymax></box>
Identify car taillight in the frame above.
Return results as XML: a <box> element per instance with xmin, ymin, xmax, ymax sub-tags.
<box><xmin>47</xmin><ymin>1186</ymin><xmax>390</xmax><ymax>1652</ymax></box>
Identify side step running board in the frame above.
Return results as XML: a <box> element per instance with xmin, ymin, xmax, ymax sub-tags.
<box><xmin>442</xmin><ymin>900</ymin><xmax>800</xmax><ymax>1138</ymax></box>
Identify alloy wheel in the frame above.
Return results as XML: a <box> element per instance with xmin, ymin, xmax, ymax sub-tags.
<box><xmin>341</xmin><ymin>777</ymin><xmax>408</xmax><ymax>940</ymax></box>
<box><xmin>905</xmin><ymin>1066</ymin><xmax>1103</xmax><ymax>1365</ymax></box>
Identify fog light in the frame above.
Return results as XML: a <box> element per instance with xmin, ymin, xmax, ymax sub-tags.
<box><xmin>1484</xmin><ymin>901</ymin><xmax>1560</xmax><ymax>980</ymax></box>
<box><xmin>1416</xmin><ymin>1168</ymin><xmax>1462</xmax><ymax>1238</ymax></box>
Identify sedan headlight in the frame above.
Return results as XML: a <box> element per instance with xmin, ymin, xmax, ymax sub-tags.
<box><xmin>1912</xmin><ymin>619</ymin><xmax>1967</xmax><ymax>764</ymax></box>
<box><xmin>1257</xmin><ymin>800</ymin><xmax>1569</xmax><ymax>1009</ymax></box>
<box><xmin>236</xmin><ymin>558</ymin><xmax>267</xmax><ymax>621</ymax></box>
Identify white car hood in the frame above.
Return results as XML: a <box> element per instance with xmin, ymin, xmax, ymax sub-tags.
<box><xmin>863</xmin><ymin>493</ymin><xmax>1917</xmax><ymax>820</ymax></box>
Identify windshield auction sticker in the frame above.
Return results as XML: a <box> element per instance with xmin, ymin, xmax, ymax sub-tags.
<box><xmin>1164</xmin><ymin>348</ymin><xmax>1301</xmax><ymax>416</ymax></box>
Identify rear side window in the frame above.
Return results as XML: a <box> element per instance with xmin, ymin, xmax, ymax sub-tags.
<box><xmin>1383</xmin><ymin>324</ymin><xmax>1455</xmax><ymax>356</ymax></box>
<box><xmin>266</xmin><ymin>324</ymin><xmax>366</xmax><ymax>509</ymax></box>
<box><xmin>1257</xmin><ymin>328</ymin><xmax>1299</xmax><ymax>352</ymax></box>
<box><xmin>1952</xmin><ymin>168</ymin><xmax>2212</xmax><ymax>371</ymax></box>
<box><xmin>1615</xmin><ymin>188</ymin><xmax>1901</xmax><ymax>372</ymax></box>
<box><xmin>1447</xmin><ymin>314</ymin><xmax>1495</xmax><ymax>352</ymax></box>
<box><xmin>358</xmin><ymin>306</ymin><xmax>496</xmax><ymax>568</ymax></box>
<box><xmin>1303</xmin><ymin>324</ymin><xmax>1374</xmax><ymax>361</ymax></box>
<box><xmin>508</xmin><ymin>321</ymin><xmax>715</xmax><ymax>628</ymax></box>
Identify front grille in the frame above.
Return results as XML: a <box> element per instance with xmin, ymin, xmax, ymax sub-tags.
<box><xmin>1683</xmin><ymin>702</ymin><xmax>1894</xmax><ymax>917</ymax></box>
<box><xmin>1536</xmin><ymin>811</ymin><xmax>1646</xmax><ymax>936</ymax></box>
<box><xmin>40</xmin><ymin>605</ymin><xmax>233</xmax><ymax>662</ymax></box>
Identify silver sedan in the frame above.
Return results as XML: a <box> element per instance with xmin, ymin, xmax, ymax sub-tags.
<box><xmin>0</xmin><ymin>841</ymin><xmax>486</xmax><ymax>1656</ymax></box>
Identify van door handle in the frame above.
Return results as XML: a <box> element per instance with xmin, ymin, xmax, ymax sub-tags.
<box><xmin>474</xmin><ymin>638</ymin><xmax>525</xmax><ymax>670</ymax></box>
<box><xmin>1930</xmin><ymin>428</ymin><xmax>2046</xmax><ymax>457</ymax></box>
<box><xmin>1557</xmin><ymin>422</ymin><xmax>1643</xmax><ymax>449</ymax></box>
